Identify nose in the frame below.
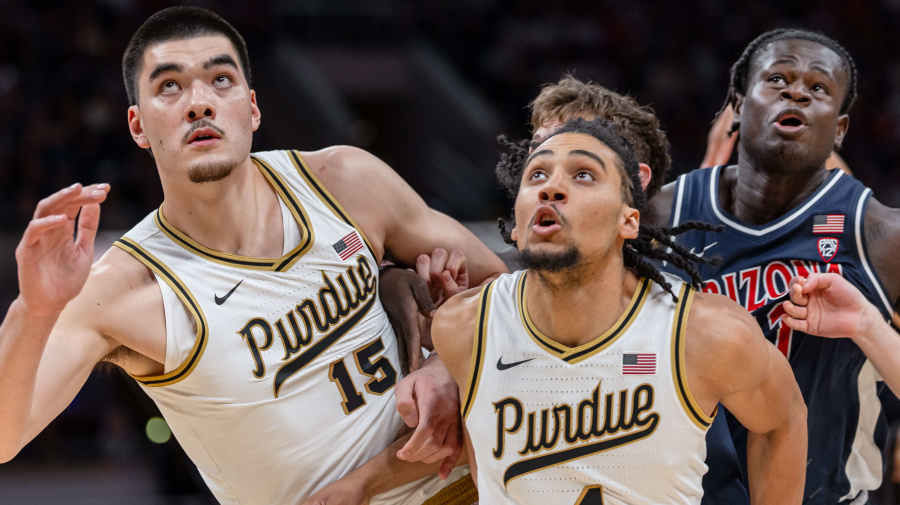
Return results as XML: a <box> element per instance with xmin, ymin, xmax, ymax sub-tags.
<box><xmin>780</xmin><ymin>81</ymin><xmax>811</xmax><ymax>104</ymax></box>
<box><xmin>184</xmin><ymin>81</ymin><xmax>216</xmax><ymax>121</ymax></box>
<box><xmin>539</xmin><ymin>173</ymin><xmax>568</xmax><ymax>204</ymax></box>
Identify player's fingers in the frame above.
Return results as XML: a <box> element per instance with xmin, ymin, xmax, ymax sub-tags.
<box><xmin>800</xmin><ymin>272</ymin><xmax>837</xmax><ymax>294</ymax></box>
<box><xmin>438</xmin><ymin>424</ymin><xmax>462</xmax><ymax>479</ymax></box>
<box><xmin>789</xmin><ymin>282</ymin><xmax>808</xmax><ymax>306</ymax></box>
<box><xmin>397</xmin><ymin>407</ymin><xmax>442</xmax><ymax>461</ymax></box>
<box><xmin>439</xmin><ymin>271</ymin><xmax>459</xmax><ymax>301</ymax></box>
<box><xmin>429</xmin><ymin>249</ymin><xmax>449</xmax><ymax>286</ymax></box>
<box><xmin>410</xmin><ymin>275</ymin><xmax>437</xmax><ymax>319</ymax></box>
<box><xmin>782</xmin><ymin>314</ymin><xmax>808</xmax><ymax>333</ymax></box>
<box><xmin>394</xmin><ymin>379</ymin><xmax>419</xmax><ymax>429</ymax></box>
<box><xmin>782</xmin><ymin>300</ymin><xmax>807</xmax><ymax>319</ymax></box>
<box><xmin>400</xmin><ymin>306</ymin><xmax>422</xmax><ymax>371</ymax></box>
<box><xmin>34</xmin><ymin>183</ymin><xmax>108</xmax><ymax>219</ymax></box>
<box><xmin>21</xmin><ymin>215</ymin><xmax>69</xmax><ymax>248</ymax></box>
<box><xmin>444</xmin><ymin>249</ymin><xmax>466</xmax><ymax>280</ymax></box>
<box><xmin>75</xmin><ymin>203</ymin><xmax>102</xmax><ymax>251</ymax></box>
<box><xmin>416</xmin><ymin>254</ymin><xmax>432</xmax><ymax>283</ymax></box>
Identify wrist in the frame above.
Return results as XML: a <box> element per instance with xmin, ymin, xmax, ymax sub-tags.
<box><xmin>12</xmin><ymin>296</ymin><xmax>63</xmax><ymax>322</ymax></box>
<box><xmin>851</xmin><ymin>304</ymin><xmax>889</xmax><ymax>346</ymax></box>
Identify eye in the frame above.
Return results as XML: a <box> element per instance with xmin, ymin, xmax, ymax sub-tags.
<box><xmin>160</xmin><ymin>80</ymin><xmax>182</xmax><ymax>94</ymax></box>
<box><xmin>574</xmin><ymin>170</ymin><xmax>594</xmax><ymax>181</ymax></box>
<box><xmin>528</xmin><ymin>169</ymin><xmax>548</xmax><ymax>181</ymax></box>
<box><xmin>768</xmin><ymin>74</ymin><xmax>785</xmax><ymax>84</ymax></box>
<box><xmin>811</xmin><ymin>83</ymin><xmax>828</xmax><ymax>94</ymax></box>
<box><xmin>213</xmin><ymin>74</ymin><xmax>233</xmax><ymax>88</ymax></box>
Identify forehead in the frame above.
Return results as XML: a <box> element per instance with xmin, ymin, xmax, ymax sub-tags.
<box><xmin>751</xmin><ymin>38</ymin><xmax>845</xmax><ymax>78</ymax></box>
<box><xmin>140</xmin><ymin>35</ymin><xmax>239</xmax><ymax>78</ymax></box>
<box><xmin>533</xmin><ymin>132</ymin><xmax>621</xmax><ymax>166</ymax></box>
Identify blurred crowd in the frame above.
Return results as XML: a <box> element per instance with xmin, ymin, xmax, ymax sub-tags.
<box><xmin>4</xmin><ymin>0</ymin><xmax>900</xmax><ymax>500</ymax></box>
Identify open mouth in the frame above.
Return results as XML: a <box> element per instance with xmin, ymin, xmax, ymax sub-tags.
<box><xmin>532</xmin><ymin>206</ymin><xmax>562</xmax><ymax>236</ymax></box>
<box><xmin>774</xmin><ymin>111</ymin><xmax>807</xmax><ymax>132</ymax></box>
<box><xmin>186</xmin><ymin>126</ymin><xmax>224</xmax><ymax>145</ymax></box>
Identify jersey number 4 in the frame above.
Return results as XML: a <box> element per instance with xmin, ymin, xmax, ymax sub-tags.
<box><xmin>328</xmin><ymin>338</ymin><xmax>398</xmax><ymax>415</ymax></box>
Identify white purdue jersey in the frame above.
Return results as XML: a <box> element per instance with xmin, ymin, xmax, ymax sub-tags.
<box><xmin>115</xmin><ymin>150</ymin><xmax>473</xmax><ymax>505</ymax></box>
<box><xmin>463</xmin><ymin>270</ymin><xmax>713</xmax><ymax>505</ymax></box>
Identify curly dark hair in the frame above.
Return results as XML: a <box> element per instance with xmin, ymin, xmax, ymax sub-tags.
<box><xmin>496</xmin><ymin>117</ymin><xmax>722</xmax><ymax>301</ymax></box>
<box><xmin>719</xmin><ymin>28</ymin><xmax>857</xmax><ymax>130</ymax></box>
<box><xmin>529</xmin><ymin>74</ymin><xmax>671</xmax><ymax>198</ymax></box>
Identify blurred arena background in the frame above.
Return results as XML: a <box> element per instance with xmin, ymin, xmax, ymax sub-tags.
<box><xmin>3</xmin><ymin>0</ymin><xmax>900</xmax><ymax>503</ymax></box>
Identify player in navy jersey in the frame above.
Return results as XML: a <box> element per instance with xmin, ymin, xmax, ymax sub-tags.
<box><xmin>644</xmin><ymin>28</ymin><xmax>900</xmax><ymax>504</ymax></box>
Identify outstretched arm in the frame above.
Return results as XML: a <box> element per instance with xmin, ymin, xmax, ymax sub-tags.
<box><xmin>0</xmin><ymin>183</ymin><xmax>115</xmax><ymax>462</ymax></box>
<box><xmin>782</xmin><ymin>273</ymin><xmax>900</xmax><ymax>395</ymax></box>
<box><xmin>687</xmin><ymin>292</ymin><xmax>807</xmax><ymax>505</ymax></box>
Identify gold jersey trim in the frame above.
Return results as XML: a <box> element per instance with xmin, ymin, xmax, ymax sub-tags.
<box><xmin>462</xmin><ymin>281</ymin><xmax>493</xmax><ymax>420</ymax></box>
<box><xmin>670</xmin><ymin>283</ymin><xmax>716</xmax><ymax>429</ymax></box>
<box><xmin>517</xmin><ymin>273</ymin><xmax>651</xmax><ymax>364</ymax></box>
<box><xmin>288</xmin><ymin>150</ymin><xmax>378</xmax><ymax>261</ymax></box>
<box><xmin>422</xmin><ymin>473</ymin><xmax>478</xmax><ymax>505</ymax></box>
<box><xmin>113</xmin><ymin>238</ymin><xmax>209</xmax><ymax>387</ymax></box>
<box><xmin>153</xmin><ymin>156</ymin><xmax>315</xmax><ymax>271</ymax></box>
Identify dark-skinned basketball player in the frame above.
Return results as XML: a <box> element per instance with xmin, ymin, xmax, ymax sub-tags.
<box><xmin>644</xmin><ymin>28</ymin><xmax>900</xmax><ymax>504</ymax></box>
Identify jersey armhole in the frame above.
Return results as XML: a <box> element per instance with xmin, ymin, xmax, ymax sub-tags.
<box><xmin>853</xmin><ymin>188</ymin><xmax>894</xmax><ymax>316</ymax></box>
<box><xmin>670</xmin><ymin>283</ymin><xmax>716</xmax><ymax>430</ymax></box>
<box><xmin>461</xmin><ymin>281</ymin><xmax>494</xmax><ymax>421</ymax></box>
<box><xmin>114</xmin><ymin>238</ymin><xmax>209</xmax><ymax>387</ymax></box>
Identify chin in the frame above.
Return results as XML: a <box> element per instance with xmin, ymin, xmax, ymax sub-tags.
<box><xmin>188</xmin><ymin>158</ymin><xmax>238</xmax><ymax>183</ymax></box>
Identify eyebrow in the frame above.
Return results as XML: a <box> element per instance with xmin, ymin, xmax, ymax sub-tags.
<box><xmin>148</xmin><ymin>62</ymin><xmax>183</xmax><ymax>83</ymax></box>
<box><xmin>148</xmin><ymin>54</ymin><xmax>239</xmax><ymax>83</ymax></box>
<box><xmin>525</xmin><ymin>149</ymin><xmax>553</xmax><ymax>167</ymax></box>
<box><xmin>205</xmin><ymin>54</ymin><xmax>239</xmax><ymax>71</ymax></box>
<box><xmin>570</xmin><ymin>149</ymin><xmax>607</xmax><ymax>172</ymax></box>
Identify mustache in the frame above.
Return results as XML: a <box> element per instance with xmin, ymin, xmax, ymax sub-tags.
<box><xmin>183</xmin><ymin>120</ymin><xmax>226</xmax><ymax>143</ymax></box>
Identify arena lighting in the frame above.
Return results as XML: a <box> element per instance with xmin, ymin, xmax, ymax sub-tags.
<box><xmin>145</xmin><ymin>417</ymin><xmax>172</xmax><ymax>444</ymax></box>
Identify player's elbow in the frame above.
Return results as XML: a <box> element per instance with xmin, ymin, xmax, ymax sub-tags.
<box><xmin>0</xmin><ymin>437</ymin><xmax>23</xmax><ymax>464</ymax></box>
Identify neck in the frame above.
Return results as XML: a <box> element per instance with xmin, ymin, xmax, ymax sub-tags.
<box><xmin>723</xmin><ymin>150</ymin><xmax>830</xmax><ymax>225</ymax></box>
<box><xmin>525</xmin><ymin>255</ymin><xmax>638</xmax><ymax>348</ymax></box>
<box><xmin>160</xmin><ymin>156</ymin><xmax>285</xmax><ymax>258</ymax></box>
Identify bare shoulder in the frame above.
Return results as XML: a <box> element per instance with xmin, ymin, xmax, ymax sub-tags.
<box><xmin>864</xmin><ymin>196</ymin><xmax>900</xmax><ymax>303</ymax></box>
<box><xmin>59</xmin><ymin>246</ymin><xmax>166</xmax><ymax>371</ymax></box>
<box><xmin>298</xmin><ymin>145</ymin><xmax>390</xmax><ymax>188</ymax></box>
<box><xmin>431</xmin><ymin>287</ymin><xmax>484</xmax><ymax>382</ymax></box>
<box><xmin>685</xmin><ymin>290</ymin><xmax>769</xmax><ymax>397</ymax></box>
<box><xmin>686</xmin><ymin>290</ymin><xmax>763</xmax><ymax>353</ymax></box>
<box><xmin>643</xmin><ymin>180</ymin><xmax>676</xmax><ymax>227</ymax></box>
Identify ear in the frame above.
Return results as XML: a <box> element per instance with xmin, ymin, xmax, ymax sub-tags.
<box><xmin>510</xmin><ymin>226</ymin><xmax>518</xmax><ymax>243</ymax></box>
<box><xmin>250</xmin><ymin>89</ymin><xmax>261</xmax><ymax>132</ymax></box>
<box><xmin>620</xmin><ymin>206</ymin><xmax>640</xmax><ymax>240</ymax></box>
<box><xmin>638</xmin><ymin>163</ymin><xmax>651</xmax><ymax>191</ymax></box>
<box><xmin>833</xmin><ymin>114</ymin><xmax>849</xmax><ymax>151</ymax></box>
<box><xmin>128</xmin><ymin>105</ymin><xmax>151</xmax><ymax>149</ymax></box>
<box><xmin>729</xmin><ymin>97</ymin><xmax>743</xmax><ymax>134</ymax></box>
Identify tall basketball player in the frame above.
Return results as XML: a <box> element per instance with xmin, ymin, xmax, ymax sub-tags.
<box><xmin>433</xmin><ymin>118</ymin><xmax>807</xmax><ymax>504</ymax></box>
<box><xmin>0</xmin><ymin>6</ymin><xmax>507</xmax><ymax>504</ymax></box>
<box><xmin>644</xmin><ymin>28</ymin><xmax>900</xmax><ymax>504</ymax></box>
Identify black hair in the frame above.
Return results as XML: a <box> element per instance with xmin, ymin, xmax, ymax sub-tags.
<box><xmin>495</xmin><ymin>117</ymin><xmax>722</xmax><ymax>301</ymax></box>
<box><xmin>719</xmin><ymin>28</ymin><xmax>857</xmax><ymax>125</ymax></box>
<box><xmin>122</xmin><ymin>6</ymin><xmax>252</xmax><ymax>106</ymax></box>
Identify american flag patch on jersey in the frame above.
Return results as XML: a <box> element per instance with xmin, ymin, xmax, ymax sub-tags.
<box><xmin>623</xmin><ymin>353</ymin><xmax>656</xmax><ymax>375</ymax></box>
<box><xmin>812</xmin><ymin>214</ymin><xmax>844</xmax><ymax>234</ymax></box>
<box><xmin>332</xmin><ymin>231</ymin><xmax>364</xmax><ymax>261</ymax></box>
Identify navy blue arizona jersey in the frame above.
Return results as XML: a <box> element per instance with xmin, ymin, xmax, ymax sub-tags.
<box><xmin>665</xmin><ymin>165</ymin><xmax>893</xmax><ymax>505</ymax></box>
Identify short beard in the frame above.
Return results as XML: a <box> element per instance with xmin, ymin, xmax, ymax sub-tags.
<box><xmin>188</xmin><ymin>160</ymin><xmax>236</xmax><ymax>184</ymax></box>
<box><xmin>519</xmin><ymin>245</ymin><xmax>581</xmax><ymax>273</ymax></box>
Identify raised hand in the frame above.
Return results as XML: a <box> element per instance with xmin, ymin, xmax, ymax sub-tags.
<box><xmin>15</xmin><ymin>183</ymin><xmax>109</xmax><ymax>317</ymax></box>
<box><xmin>781</xmin><ymin>273</ymin><xmax>877</xmax><ymax>340</ymax></box>
<box><xmin>415</xmin><ymin>248</ymin><xmax>468</xmax><ymax>308</ymax></box>
<box><xmin>379</xmin><ymin>266</ymin><xmax>435</xmax><ymax>371</ymax></box>
<box><xmin>700</xmin><ymin>104</ymin><xmax>739</xmax><ymax>168</ymax></box>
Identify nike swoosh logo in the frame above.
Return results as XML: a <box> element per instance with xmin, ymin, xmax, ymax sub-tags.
<box><xmin>497</xmin><ymin>357</ymin><xmax>534</xmax><ymax>371</ymax></box>
<box><xmin>215</xmin><ymin>279</ymin><xmax>244</xmax><ymax>305</ymax></box>
<box><xmin>689</xmin><ymin>241</ymin><xmax>719</xmax><ymax>258</ymax></box>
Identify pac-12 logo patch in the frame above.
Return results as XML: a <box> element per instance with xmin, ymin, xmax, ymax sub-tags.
<box><xmin>817</xmin><ymin>237</ymin><xmax>839</xmax><ymax>263</ymax></box>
